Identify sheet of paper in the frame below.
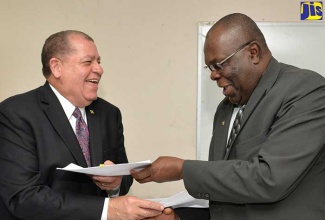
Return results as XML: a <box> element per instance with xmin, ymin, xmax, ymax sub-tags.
<box><xmin>56</xmin><ymin>160</ymin><xmax>151</xmax><ymax>176</ymax></box>
<box><xmin>149</xmin><ymin>191</ymin><xmax>208</xmax><ymax>209</ymax></box>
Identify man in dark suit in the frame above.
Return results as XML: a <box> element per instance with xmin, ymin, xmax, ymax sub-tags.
<box><xmin>0</xmin><ymin>30</ymin><xmax>164</xmax><ymax>220</ymax></box>
<box><xmin>132</xmin><ymin>13</ymin><xmax>325</xmax><ymax>220</ymax></box>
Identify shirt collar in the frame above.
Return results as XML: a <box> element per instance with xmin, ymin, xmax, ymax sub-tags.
<box><xmin>49</xmin><ymin>84</ymin><xmax>86</xmax><ymax>120</ymax></box>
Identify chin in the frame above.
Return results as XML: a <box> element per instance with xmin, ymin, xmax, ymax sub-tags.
<box><xmin>88</xmin><ymin>96</ymin><xmax>98</xmax><ymax>102</ymax></box>
<box><xmin>82</xmin><ymin>96</ymin><xmax>97</xmax><ymax>106</ymax></box>
<box><xmin>228</xmin><ymin>97</ymin><xmax>239</xmax><ymax>105</ymax></box>
<box><xmin>86</xmin><ymin>93</ymin><xmax>98</xmax><ymax>100</ymax></box>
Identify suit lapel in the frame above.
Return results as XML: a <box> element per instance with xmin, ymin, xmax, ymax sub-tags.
<box><xmin>211</xmin><ymin>100</ymin><xmax>233</xmax><ymax>160</ymax></box>
<box><xmin>86</xmin><ymin>104</ymin><xmax>103</xmax><ymax>167</ymax></box>
<box><xmin>240</xmin><ymin>57</ymin><xmax>281</xmax><ymax>128</ymax></box>
<box><xmin>223</xmin><ymin>58</ymin><xmax>281</xmax><ymax>160</ymax></box>
<box><xmin>39</xmin><ymin>82</ymin><xmax>88</xmax><ymax>167</ymax></box>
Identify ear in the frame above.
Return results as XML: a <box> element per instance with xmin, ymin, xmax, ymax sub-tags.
<box><xmin>49</xmin><ymin>57</ymin><xmax>62</xmax><ymax>79</ymax></box>
<box><xmin>249</xmin><ymin>42</ymin><xmax>261</xmax><ymax>64</ymax></box>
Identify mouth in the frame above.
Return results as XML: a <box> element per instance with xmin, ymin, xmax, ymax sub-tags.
<box><xmin>222</xmin><ymin>85</ymin><xmax>232</xmax><ymax>96</ymax></box>
<box><xmin>86</xmin><ymin>79</ymin><xmax>100</xmax><ymax>84</ymax></box>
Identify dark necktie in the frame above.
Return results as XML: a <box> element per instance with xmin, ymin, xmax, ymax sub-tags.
<box><xmin>226</xmin><ymin>105</ymin><xmax>246</xmax><ymax>151</ymax></box>
<box><xmin>73</xmin><ymin>107</ymin><xmax>91</xmax><ymax>167</ymax></box>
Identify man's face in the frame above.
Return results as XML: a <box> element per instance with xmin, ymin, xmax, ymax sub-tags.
<box><xmin>58</xmin><ymin>35</ymin><xmax>103</xmax><ymax>107</ymax></box>
<box><xmin>204</xmin><ymin>32</ymin><xmax>259</xmax><ymax>105</ymax></box>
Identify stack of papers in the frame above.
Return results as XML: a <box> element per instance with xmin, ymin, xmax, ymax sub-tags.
<box><xmin>57</xmin><ymin>161</ymin><xmax>209</xmax><ymax>209</ymax></box>
<box><xmin>149</xmin><ymin>191</ymin><xmax>208</xmax><ymax>209</ymax></box>
<box><xmin>57</xmin><ymin>160</ymin><xmax>151</xmax><ymax>176</ymax></box>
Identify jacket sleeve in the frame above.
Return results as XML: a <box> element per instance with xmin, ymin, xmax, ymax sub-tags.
<box><xmin>0</xmin><ymin>102</ymin><xmax>104</xmax><ymax>220</ymax></box>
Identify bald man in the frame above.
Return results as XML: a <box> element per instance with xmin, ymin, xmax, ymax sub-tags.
<box><xmin>132</xmin><ymin>13</ymin><xmax>325</xmax><ymax>220</ymax></box>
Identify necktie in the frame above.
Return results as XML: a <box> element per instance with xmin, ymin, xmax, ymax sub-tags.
<box><xmin>73</xmin><ymin>107</ymin><xmax>91</xmax><ymax>167</ymax></box>
<box><xmin>226</xmin><ymin>105</ymin><xmax>246</xmax><ymax>151</ymax></box>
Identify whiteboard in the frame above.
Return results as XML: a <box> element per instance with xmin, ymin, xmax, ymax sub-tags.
<box><xmin>197</xmin><ymin>22</ymin><xmax>325</xmax><ymax>160</ymax></box>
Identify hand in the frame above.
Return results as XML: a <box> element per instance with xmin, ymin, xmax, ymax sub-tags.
<box><xmin>144</xmin><ymin>208</ymin><xmax>179</xmax><ymax>220</ymax></box>
<box><xmin>131</xmin><ymin>156</ymin><xmax>184</xmax><ymax>183</ymax></box>
<box><xmin>91</xmin><ymin>160</ymin><xmax>122</xmax><ymax>191</ymax></box>
<box><xmin>108</xmin><ymin>196</ymin><xmax>164</xmax><ymax>220</ymax></box>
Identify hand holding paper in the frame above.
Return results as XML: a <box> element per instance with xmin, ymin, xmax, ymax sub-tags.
<box><xmin>145</xmin><ymin>192</ymin><xmax>208</xmax><ymax>220</ymax></box>
<box><xmin>131</xmin><ymin>156</ymin><xmax>184</xmax><ymax>183</ymax></box>
<box><xmin>108</xmin><ymin>196</ymin><xmax>164</xmax><ymax>220</ymax></box>
<box><xmin>91</xmin><ymin>160</ymin><xmax>122</xmax><ymax>191</ymax></box>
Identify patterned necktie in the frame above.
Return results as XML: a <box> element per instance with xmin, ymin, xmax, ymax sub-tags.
<box><xmin>73</xmin><ymin>107</ymin><xmax>91</xmax><ymax>167</ymax></box>
<box><xmin>226</xmin><ymin>105</ymin><xmax>246</xmax><ymax>151</ymax></box>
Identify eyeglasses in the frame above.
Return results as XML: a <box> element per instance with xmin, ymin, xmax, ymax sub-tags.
<box><xmin>204</xmin><ymin>40</ymin><xmax>254</xmax><ymax>72</ymax></box>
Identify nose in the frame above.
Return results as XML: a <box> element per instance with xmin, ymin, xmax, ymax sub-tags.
<box><xmin>93</xmin><ymin>61</ymin><xmax>104</xmax><ymax>76</ymax></box>
<box><xmin>210</xmin><ymin>69</ymin><xmax>222</xmax><ymax>81</ymax></box>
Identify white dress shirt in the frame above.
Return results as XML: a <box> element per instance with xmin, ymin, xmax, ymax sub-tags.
<box><xmin>49</xmin><ymin>84</ymin><xmax>110</xmax><ymax>220</ymax></box>
<box><xmin>227</xmin><ymin>106</ymin><xmax>240</xmax><ymax>143</ymax></box>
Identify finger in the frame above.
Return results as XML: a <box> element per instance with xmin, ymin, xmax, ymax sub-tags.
<box><xmin>103</xmin><ymin>160</ymin><xmax>114</xmax><ymax>165</ymax></box>
<box><xmin>133</xmin><ymin>175</ymin><xmax>152</xmax><ymax>184</ymax></box>
<box><xmin>92</xmin><ymin>175</ymin><xmax>121</xmax><ymax>183</ymax></box>
<box><xmin>94</xmin><ymin>180</ymin><xmax>115</xmax><ymax>191</ymax></box>
<box><xmin>139</xmin><ymin>200</ymin><xmax>164</xmax><ymax>212</ymax></box>
<box><xmin>94</xmin><ymin>180</ymin><xmax>101</xmax><ymax>186</ymax></box>
<box><xmin>94</xmin><ymin>181</ymin><xmax>105</xmax><ymax>190</ymax></box>
<box><xmin>138</xmin><ymin>208</ymin><xmax>162</xmax><ymax>219</ymax></box>
<box><xmin>100</xmin><ymin>182</ymin><xmax>112</xmax><ymax>187</ymax></box>
<box><xmin>163</xmin><ymin>208</ymin><xmax>173</xmax><ymax>215</ymax></box>
<box><xmin>130</xmin><ymin>168</ymin><xmax>152</xmax><ymax>182</ymax></box>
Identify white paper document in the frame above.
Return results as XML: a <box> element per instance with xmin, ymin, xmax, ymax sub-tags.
<box><xmin>150</xmin><ymin>191</ymin><xmax>208</xmax><ymax>209</ymax></box>
<box><xmin>57</xmin><ymin>160</ymin><xmax>151</xmax><ymax>176</ymax></box>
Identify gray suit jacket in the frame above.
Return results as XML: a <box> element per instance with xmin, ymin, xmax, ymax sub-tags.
<box><xmin>0</xmin><ymin>82</ymin><xmax>133</xmax><ymax>220</ymax></box>
<box><xmin>183</xmin><ymin>58</ymin><xmax>325</xmax><ymax>220</ymax></box>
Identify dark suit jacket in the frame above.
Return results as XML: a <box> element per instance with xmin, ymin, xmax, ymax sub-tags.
<box><xmin>183</xmin><ymin>58</ymin><xmax>325</xmax><ymax>220</ymax></box>
<box><xmin>175</xmin><ymin>207</ymin><xmax>210</xmax><ymax>220</ymax></box>
<box><xmin>0</xmin><ymin>82</ymin><xmax>133</xmax><ymax>220</ymax></box>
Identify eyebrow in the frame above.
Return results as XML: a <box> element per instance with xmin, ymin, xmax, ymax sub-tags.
<box><xmin>81</xmin><ymin>55</ymin><xmax>101</xmax><ymax>61</ymax></box>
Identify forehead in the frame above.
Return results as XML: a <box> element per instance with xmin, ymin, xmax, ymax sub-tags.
<box><xmin>203</xmin><ymin>27</ymin><xmax>239</xmax><ymax>64</ymax></box>
<box><xmin>68</xmin><ymin>35</ymin><xmax>99</xmax><ymax>58</ymax></box>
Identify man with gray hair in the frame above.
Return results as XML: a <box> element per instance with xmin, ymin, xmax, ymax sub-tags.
<box><xmin>0</xmin><ymin>30</ymin><xmax>164</xmax><ymax>220</ymax></box>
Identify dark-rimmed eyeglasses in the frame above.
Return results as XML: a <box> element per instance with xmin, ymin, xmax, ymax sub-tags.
<box><xmin>204</xmin><ymin>40</ymin><xmax>254</xmax><ymax>72</ymax></box>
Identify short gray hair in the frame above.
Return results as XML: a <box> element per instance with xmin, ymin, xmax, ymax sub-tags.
<box><xmin>41</xmin><ymin>30</ymin><xmax>94</xmax><ymax>78</ymax></box>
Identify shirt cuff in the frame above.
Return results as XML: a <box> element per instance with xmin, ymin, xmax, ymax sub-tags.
<box><xmin>101</xmin><ymin>198</ymin><xmax>109</xmax><ymax>220</ymax></box>
<box><xmin>107</xmin><ymin>185</ymin><xmax>120</xmax><ymax>198</ymax></box>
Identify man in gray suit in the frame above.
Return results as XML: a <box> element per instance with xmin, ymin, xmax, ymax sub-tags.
<box><xmin>0</xmin><ymin>30</ymin><xmax>164</xmax><ymax>220</ymax></box>
<box><xmin>132</xmin><ymin>13</ymin><xmax>325</xmax><ymax>220</ymax></box>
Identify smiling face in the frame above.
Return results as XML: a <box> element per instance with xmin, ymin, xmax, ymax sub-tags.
<box><xmin>49</xmin><ymin>34</ymin><xmax>103</xmax><ymax>107</ymax></box>
<box><xmin>204</xmin><ymin>26</ymin><xmax>262</xmax><ymax>105</ymax></box>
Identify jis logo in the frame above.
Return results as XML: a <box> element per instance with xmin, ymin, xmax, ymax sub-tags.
<box><xmin>300</xmin><ymin>2</ymin><xmax>323</xmax><ymax>20</ymax></box>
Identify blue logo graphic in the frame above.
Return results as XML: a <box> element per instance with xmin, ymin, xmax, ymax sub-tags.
<box><xmin>300</xmin><ymin>2</ymin><xmax>323</xmax><ymax>20</ymax></box>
